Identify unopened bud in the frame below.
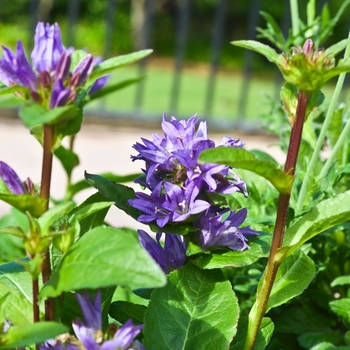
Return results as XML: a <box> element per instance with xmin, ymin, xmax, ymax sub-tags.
<box><xmin>30</xmin><ymin>90</ymin><xmax>43</xmax><ymax>104</ymax></box>
<box><xmin>39</xmin><ymin>71</ymin><xmax>51</xmax><ymax>88</ymax></box>
<box><xmin>55</xmin><ymin>51</ymin><xmax>71</xmax><ymax>81</ymax></box>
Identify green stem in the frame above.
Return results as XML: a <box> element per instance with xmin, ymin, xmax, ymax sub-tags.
<box><xmin>290</xmin><ymin>0</ymin><xmax>300</xmax><ymax>39</ymax></box>
<box><xmin>319</xmin><ymin>110</ymin><xmax>350</xmax><ymax>178</ymax></box>
<box><xmin>295</xmin><ymin>31</ymin><xmax>350</xmax><ymax>213</ymax></box>
<box><xmin>40</xmin><ymin>124</ymin><xmax>55</xmax><ymax>321</ymax></box>
<box><xmin>244</xmin><ymin>91</ymin><xmax>309</xmax><ymax>350</ymax></box>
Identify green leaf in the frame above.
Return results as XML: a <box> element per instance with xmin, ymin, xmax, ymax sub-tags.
<box><xmin>0</xmin><ymin>85</ymin><xmax>27</xmax><ymax>96</ymax></box>
<box><xmin>66</xmin><ymin>172</ymin><xmax>140</xmax><ymax>200</ymax></box>
<box><xmin>327</xmin><ymin>104</ymin><xmax>345</xmax><ymax>151</ymax></box>
<box><xmin>109</xmin><ymin>301</ymin><xmax>146</xmax><ymax>325</ymax></box>
<box><xmin>191</xmin><ymin>232</ymin><xmax>271</xmax><ymax>269</ymax></box>
<box><xmin>0</xmin><ymin>282</ymin><xmax>33</xmax><ymax>326</ymax></box>
<box><xmin>329</xmin><ymin>298</ymin><xmax>350</xmax><ymax>325</ymax></box>
<box><xmin>331</xmin><ymin>275</ymin><xmax>350</xmax><ymax>287</ymax></box>
<box><xmin>0</xmin><ymin>322</ymin><xmax>68</xmax><ymax>349</ymax></box>
<box><xmin>280</xmin><ymin>191</ymin><xmax>350</xmax><ymax>258</ymax></box>
<box><xmin>89</xmin><ymin>49</ymin><xmax>153</xmax><ymax>81</ymax></box>
<box><xmin>324</xmin><ymin>38</ymin><xmax>350</xmax><ymax>57</ymax></box>
<box><xmin>0</xmin><ymin>96</ymin><xmax>23</xmax><ymax>108</ymax></box>
<box><xmin>0</xmin><ymin>209</ymin><xmax>28</xmax><ymax>263</ymax></box>
<box><xmin>85</xmin><ymin>172</ymin><xmax>141</xmax><ymax>220</ymax></box>
<box><xmin>86</xmin><ymin>77</ymin><xmax>144</xmax><ymax>102</ymax></box>
<box><xmin>0</xmin><ymin>193</ymin><xmax>47</xmax><ymax>218</ymax></box>
<box><xmin>143</xmin><ymin>263</ymin><xmax>239</xmax><ymax>350</ymax></box>
<box><xmin>266</xmin><ymin>249</ymin><xmax>315</xmax><ymax>312</ymax></box>
<box><xmin>298</xmin><ymin>331</ymin><xmax>343</xmax><ymax>349</ymax></box>
<box><xmin>38</xmin><ymin>201</ymin><xmax>75</xmax><ymax>235</ymax></box>
<box><xmin>72</xmin><ymin>200</ymin><xmax>114</xmax><ymax>222</ymax></box>
<box><xmin>40</xmin><ymin>226</ymin><xmax>166</xmax><ymax>299</ymax></box>
<box><xmin>54</xmin><ymin>146</ymin><xmax>80</xmax><ymax>178</ymax></box>
<box><xmin>309</xmin><ymin>343</ymin><xmax>348</xmax><ymax>350</ymax></box>
<box><xmin>19</xmin><ymin>104</ymin><xmax>82</xmax><ymax>129</ymax></box>
<box><xmin>70</xmin><ymin>50</ymin><xmax>89</xmax><ymax>71</ymax></box>
<box><xmin>199</xmin><ymin>147</ymin><xmax>294</xmax><ymax>194</ymax></box>
<box><xmin>230</xmin><ymin>316</ymin><xmax>274</xmax><ymax>350</ymax></box>
<box><xmin>231</xmin><ymin>40</ymin><xmax>279</xmax><ymax>63</ymax></box>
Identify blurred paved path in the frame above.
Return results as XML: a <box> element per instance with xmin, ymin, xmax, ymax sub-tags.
<box><xmin>0</xmin><ymin>117</ymin><xmax>284</xmax><ymax>229</ymax></box>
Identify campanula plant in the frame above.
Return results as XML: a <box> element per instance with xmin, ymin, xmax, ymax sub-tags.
<box><xmin>1</xmin><ymin>0</ymin><xmax>350</xmax><ymax>349</ymax></box>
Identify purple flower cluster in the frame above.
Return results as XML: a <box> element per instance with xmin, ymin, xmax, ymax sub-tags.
<box><xmin>41</xmin><ymin>291</ymin><xmax>145</xmax><ymax>350</ymax></box>
<box><xmin>0</xmin><ymin>22</ymin><xmax>106</xmax><ymax>109</ymax></box>
<box><xmin>129</xmin><ymin>114</ymin><xmax>258</xmax><ymax>271</ymax></box>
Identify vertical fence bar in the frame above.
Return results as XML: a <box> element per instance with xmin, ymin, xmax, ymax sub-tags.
<box><xmin>237</xmin><ymin>0</ymin><xmax>261</xmax><ymax>119</ymax></box>
<box><xmin>169</xmin><ymin>0</ymin><xmax>191</xmax><ymax>114</ymax></box>
<box><xmin>67</xmin><ymin>0</ymin><xmax>80</xmax><ymax>47</ymax></box>
<box><xmin>204</xmin><ymin>0</ymin><xmax>227</xmax><ymax>119</ymax></box>
<box><xmin>134</xmin><ymin>0</ymin><xmax>155</xmax><ymax>113</ymax></box>
<box><xmin>104</xmin><ymin>0</ymin><xmax>117</xmax><ymax>59</ymax></box>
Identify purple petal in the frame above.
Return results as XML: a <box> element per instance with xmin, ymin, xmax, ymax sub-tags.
<box><xmin>71</xmin><ymin>54</ymin><xmax>94</xmax><ymax>87</ymax></box>
<box><xmin>50</xmin><ymin>79</ymin><xmax>72</xmax><ymax>108</ymax></box>
<box><xmin>89</xmin><ymin>75</ymin><xmax>109</xmax><ymax>94</ymax></box>
<box><xmin>31</xmin><ymin>22</ymin><xmax>64</xmax><ymax>72</ymax></box>
<box><xmin>0</xmin><ymin>161</ymin><xmax>25</xmax><ymax>194</ymax></box>
<box><xmin>74</xmin><ymin>290</ymin><xmax>102</xmax><ymax>333</ymax></box>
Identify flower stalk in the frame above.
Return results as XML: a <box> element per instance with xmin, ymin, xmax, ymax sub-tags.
<box><xmin>244</xmin><ymin>91</ymin><xmax>309</xmax><ymax>350</ymax></box>
<box><xmin>40</xmin><ymin>124</ymin><xmax>55</xmax><ymax>321</ymax></box>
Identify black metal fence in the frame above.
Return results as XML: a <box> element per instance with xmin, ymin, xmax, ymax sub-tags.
<box><xmin>2</xmin><ymin>0</ymin><xmax>348</xmax><ymax>131</ymax></box>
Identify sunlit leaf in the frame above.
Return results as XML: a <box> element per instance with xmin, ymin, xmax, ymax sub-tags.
<box><xmin>40</xmin><ymin>226</ymin><xmax>166</xmax><ymax>299</ymax></box>
<box><xmin>143</xmin><ymin>263</ymin><xmax>239</xmax><ymax>350</ymax></box>
<box><xmin>199</xmin><ymin>147</ymin><xmax>294</xmax><ymax>194</ymax></box>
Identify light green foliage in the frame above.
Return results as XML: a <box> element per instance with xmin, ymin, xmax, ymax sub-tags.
<box><xmin>143</xmin><ymin>263</ymin><xmax>239</xmax><ymax>350</ymax></box>
<box><xmin>40</xmin><ymin>226</ymin><xmax>166</xmax><ymax>299</ymax></box>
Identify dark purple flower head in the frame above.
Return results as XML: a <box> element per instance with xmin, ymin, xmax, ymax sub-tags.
<box><xmin>163</xmin><ymin>180</ymin><xmax>210</xmax><ymax>222</ymax></box>
<box><xmin>74</xmin><ymin>290</ymin><xmax>102</xmax><ymax>337</ymax></box>
<box><xmin>50</xmin><ymin>79</ymin><xmax>73</xmax><ymax>109</ymax></box>
<box><xmin>0</xmin><ymin>22</ymin><xmax>101</xmax><ymax>110</ymax></box>
<box><xmin>0</xmin><ymin>161</ymin><xmax>25</xmax><ymax>195</ymax></box>
<box><xmin>41</xmin><ymin>291</ymin><xmax>144</xmax><ymax>349</ymax></box>
<box><xmin>31</xmin><ymin>22</ymin><xmax>65</xmax><ymax>73</ymax></box>
<box><xmin>129</xmin><ymin>182</ymin><xmax>171</xmax><ymax>227</ymax></box>
<box><xmin>138</xmin><ymin>230</ymin><xmax>186</xmax><ymax>274</ymax></box>
<box><xmin>195</xmin><ymin>208</ymin><xmax>258</xmax><ymax>251</ymax></box>
<box><xmin>0</xmin><ymin>42</ymin><xmax>36</xmax><ymax>89</ymax></box>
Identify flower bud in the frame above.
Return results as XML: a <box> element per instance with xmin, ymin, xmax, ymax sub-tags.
<box><xmin>0</xmin><ymin>161</ymin><xmax>25</xmax><ymax>194</ymax></box>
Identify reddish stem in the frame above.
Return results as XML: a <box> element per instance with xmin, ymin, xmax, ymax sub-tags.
<box><xmin>245</xmin><ymin>91</ymin><xmax>309</xmax><ymax>350</ymax></box>
<box><xmin>40</xmin><ymin>124</ymin><xmax>55</xmax><ymax>321</ymax></box>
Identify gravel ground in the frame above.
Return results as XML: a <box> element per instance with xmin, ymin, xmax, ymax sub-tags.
<box><xmin>0</xmin><ymin>116</ymin><xmax>285</xmax><ymax>230</ymax></box>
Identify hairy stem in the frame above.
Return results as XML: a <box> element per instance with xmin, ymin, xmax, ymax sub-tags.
<box><xmin>244</xmin><ymin>91</ymin><xmax>309</xmax><ymax>350</ymax></box>
<box><xmin>296</xmin><ymin>31</ymin><xmax>350</xmax><ymax>213</ymax></box>
<box><xmin>40</xmin><ymin>124</ymin><xmax>55</xmax><ymax>321</ymax></box>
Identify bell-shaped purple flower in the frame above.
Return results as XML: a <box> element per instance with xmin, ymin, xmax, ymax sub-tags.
<box><xmin>31</xmin><ymin>22</ymin><xmax>65</xmax><ymax>73</ymax></box>
<box><xmin>50</xmin><ymin>79</ymin><xmax>74</xmax><ymax>109</ymax></box>
<box><xmin>0</xmin><ymin>41</ymin><xmax>36</xmax><ymax>89</ymax></box>
<box><xmin>0</xmin><ymin>161</ymin><xmax>25</xmax><ymax>195</ymax></box>
<box><xmin>70</xmin><ymin>54</ymin><xmax>94</xmax><ymax>88</ymax></box>
<box><xmin>163</xmin><ymin>180</ymin><xmax>210</xmax><ymax>222</ymax></box>
<box><xmin>129</xmin><ymin>182</ymin><xmax>171</xmax><ymax>227</ymax></box>
<box><xmin>41</xmin><ymin>291</ymin><xmax>144</xmax><ymax>350</ymax></box>
<box><xmin>138</xmin><ymin>230</ymin><xmax>186</xmax><ymax>274</ymax></box>
<box><xmin>195</xmin><ymin>208</ymin><xmax>258</xmax><ymax>251</ymax></box>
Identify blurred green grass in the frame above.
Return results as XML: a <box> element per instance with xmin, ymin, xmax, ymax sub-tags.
<box><xmin>88</xmin><ymin>64</ymin><xmax>344</xmax><ymax>125</ymax></box>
